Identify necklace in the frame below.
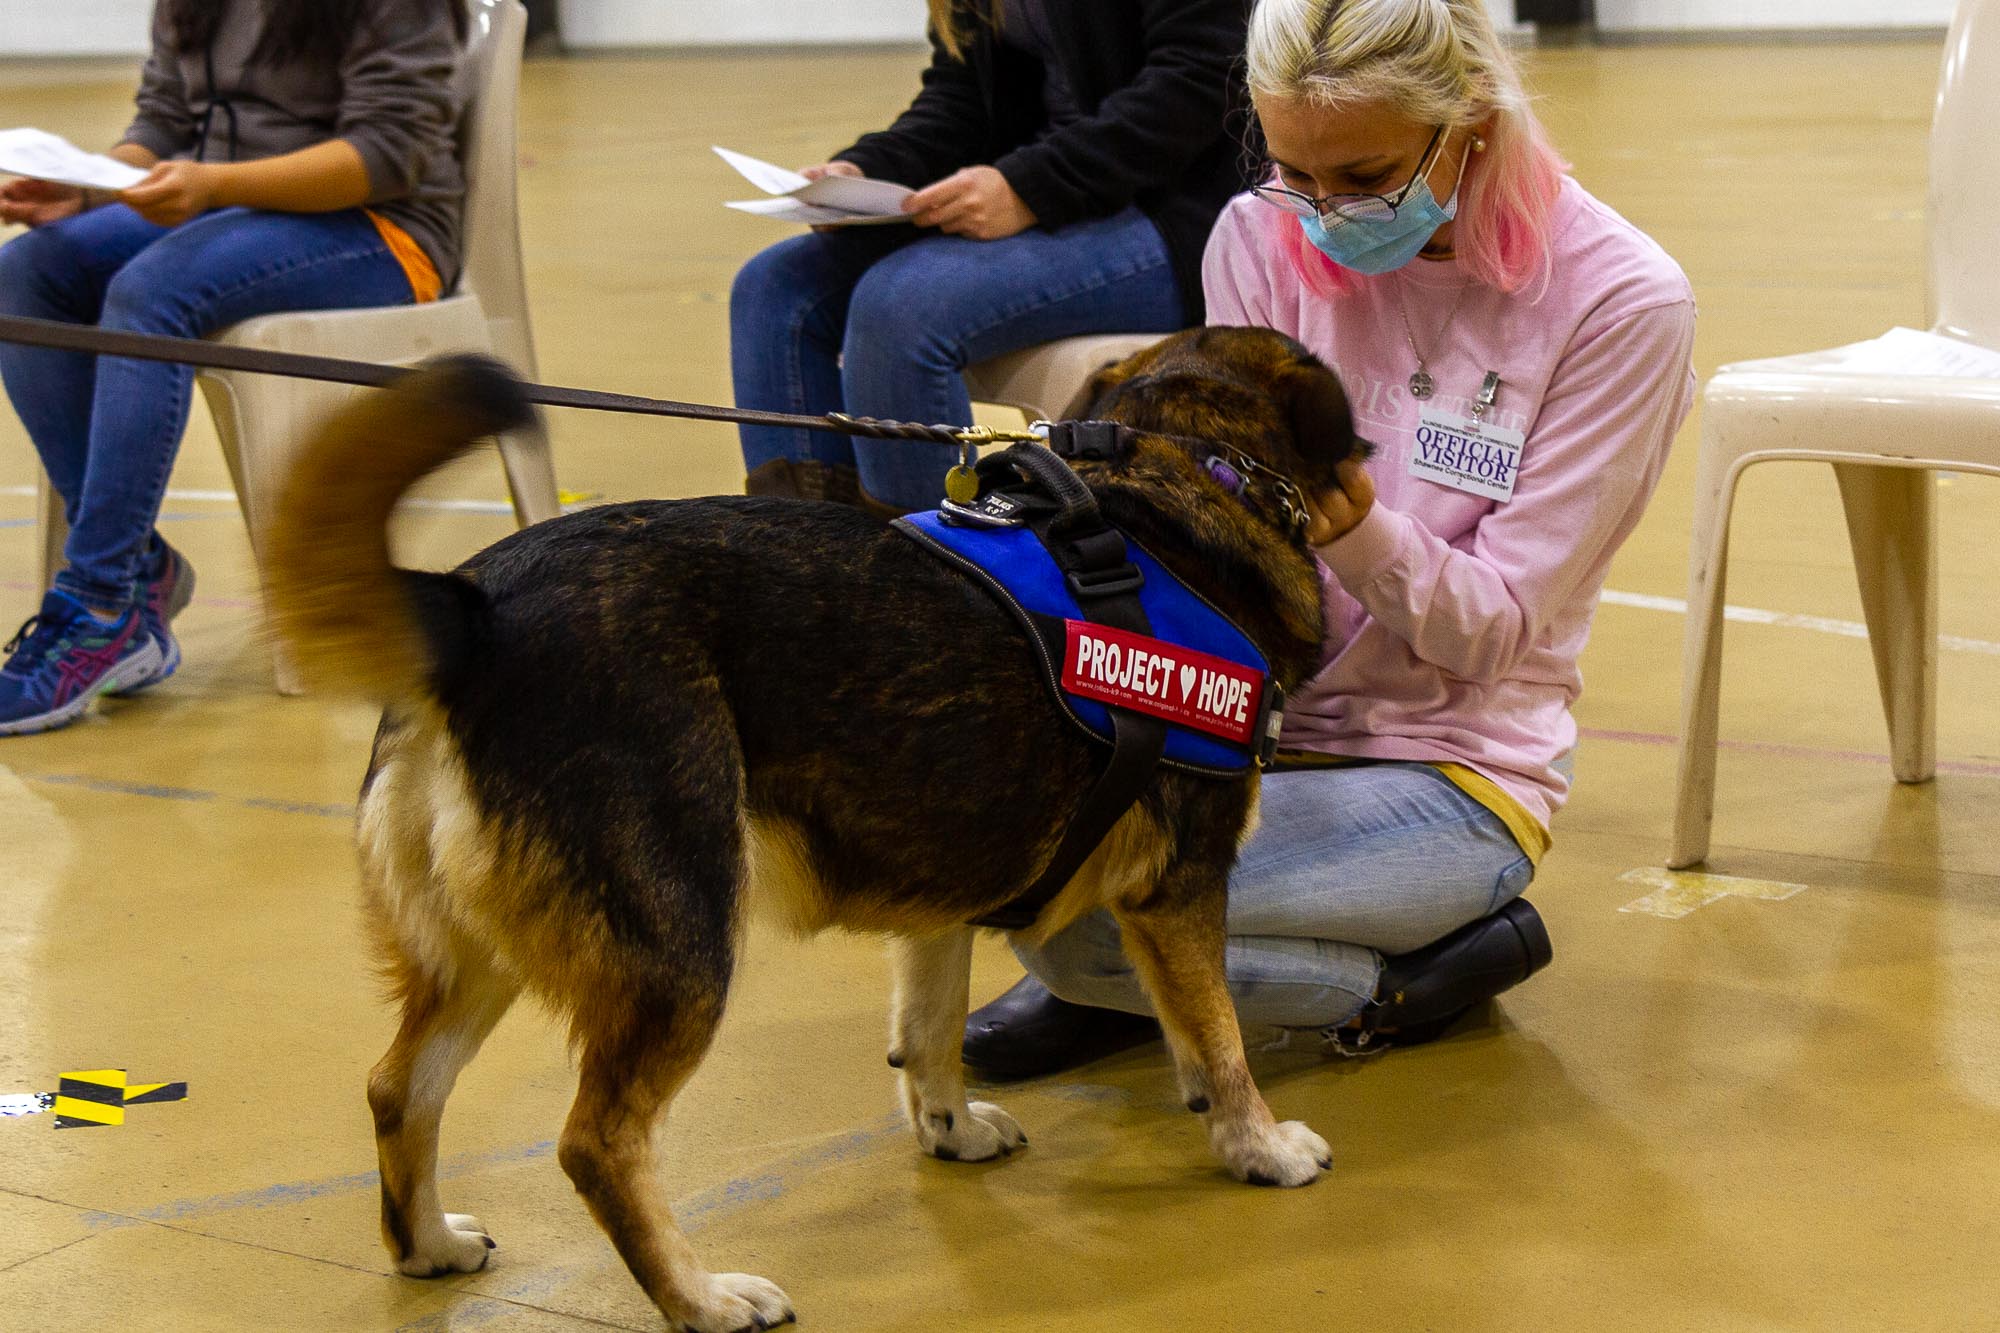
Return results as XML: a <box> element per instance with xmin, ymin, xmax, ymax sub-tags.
<box><xmin>1396</xmin><ymin>280</ymin><xmax>1471</xmax><ymax>400</ymax></box>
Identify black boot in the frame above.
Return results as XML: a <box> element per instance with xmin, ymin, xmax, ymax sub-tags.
<box><xmin>1329</xmin><ymin>899</ymin><xmax>1553</xmax><ymax>1055</ymax></box>
<box><xmin>962</xmin><ymin>975</ymin><xmax>1160</xmax><ymax>1081</ymax></box>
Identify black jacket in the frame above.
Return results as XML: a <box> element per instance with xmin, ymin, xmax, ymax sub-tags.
<box><xmin>833</xmin><ymin>0</ymin><xmax>1253</xmax><ymax>323</ymax></box>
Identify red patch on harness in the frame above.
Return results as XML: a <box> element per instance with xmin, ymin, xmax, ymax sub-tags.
<box><xmin>1061</xmin><ymin>620</ymin><xmax>1263</xmax><ymax>746</ymax></box>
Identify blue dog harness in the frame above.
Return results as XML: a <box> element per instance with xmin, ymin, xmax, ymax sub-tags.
<box><xmin>891</xmin><ymin>425</ymin><xmax>1285</xmax><ymax>930</ymax></box>
<box><xmin>897</xmin><ymin>514</ymin><xmax>1278</xmax><ymax>775</ymax></box>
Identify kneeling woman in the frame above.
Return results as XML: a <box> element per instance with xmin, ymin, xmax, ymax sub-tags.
<box><xmin>967</xmin><ymin>0</ymin><xmax>1696</xmax><ymax>1073</ymax></box>
<box><xmin>0</xmin><ymin>0</ymin><xmax>465</xmax><ymax>734</ymax></box>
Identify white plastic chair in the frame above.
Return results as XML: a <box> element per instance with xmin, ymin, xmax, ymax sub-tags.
<box><xmin>964</xmin><ymin>333</ymin><xmax>1166</xmax><ymax>423</ymax></box>
<box><xmin>36</xmin><ymin>0</ymin><xmax>558</xmax><ymax>694</ymax></box>
<box><xmin>1667</xmin><ymin>0</ymin><xmax>2000</xmax><ymax>869</ymax></box>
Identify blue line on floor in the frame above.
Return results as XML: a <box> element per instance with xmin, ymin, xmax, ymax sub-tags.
<box><xmin>677</xmin><ymin>1113</ymin><xmax>905</xmax><ymax>1230</ymax></box>
<box><xmin>85</xmin><ymin>1109</ymin><xmax>911</xmax><ymax>1328</ymax></box>
<box><xmin>22</xmin><ymin>771</ymin><xmax>355</xmax><ymax>821</ymax></box>
<box><xmin>385</xmin><ymin>1114</ymin><xmax>911</xmax><ymax>1331</ymax></box>
<box><xmin>83</xmin><ymin>1138</ymin><xmax>561</xmax><ymax>1231</ymax></box>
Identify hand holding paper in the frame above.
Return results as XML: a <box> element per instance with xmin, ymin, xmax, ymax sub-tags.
<box><xmin>715</xmin><ymin>146</ymin><xmax>913</xmax><ymax>228</ymax></box>
<box><xmin>0</xmin><ymin>177</ymin><xmax>83</xmax><ymax>228</ymax></box>
<box><xmin>0</xmin><ymin>128</ymin><xmax>149</xmax><ymax>192</ymax></box>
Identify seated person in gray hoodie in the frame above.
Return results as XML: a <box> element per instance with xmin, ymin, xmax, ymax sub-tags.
<box><xmin>0</xmin><ymin>0</ymin><xmax>469</xmax><ymax>735</ymax></box>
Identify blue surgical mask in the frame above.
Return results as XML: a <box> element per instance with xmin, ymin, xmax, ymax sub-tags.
<box><xmin>1299</xmin><ymin>161</ymin><xmax>1463</xmax><ymax>276</ymax></box>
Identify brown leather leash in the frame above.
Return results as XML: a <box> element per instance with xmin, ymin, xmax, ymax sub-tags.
<box><xmin>0</xmin><ymin>312</ymin><xmax>1042</xmax><ymax>452</ymax></box>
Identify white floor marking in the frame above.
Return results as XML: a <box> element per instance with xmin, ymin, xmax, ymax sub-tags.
<box><xmin>1597</xmin><ymin>588</ymin><xmax>2000</xmax><ymax>657</ymax></box>
<box><xmin>3</xmin><ymin>482</ymin><xmax>1996</xmax><ymax>655</ymax></box>
<box><xmin>1617</xmin><ymin>867</ymin><xmax>1809</xmax><ymax>920</ymax></box>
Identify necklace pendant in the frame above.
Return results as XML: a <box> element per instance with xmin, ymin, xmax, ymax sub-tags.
<box><xmin>1409</xmin><ymin>368</ymin><xmax>1435</xmax><ymax>400</ymax></box>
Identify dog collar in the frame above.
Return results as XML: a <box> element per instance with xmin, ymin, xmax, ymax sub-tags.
<box><xmin>1037</xmin><ymin>419</ymin><xmax>1311</xmax><ymax>541</ymax></box>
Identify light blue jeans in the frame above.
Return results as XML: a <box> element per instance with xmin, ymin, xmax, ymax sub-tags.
<box><xmin>1014</xmin><ymin>761</ymin><xmax>1536</xmax><ymax>1030</ymax></box>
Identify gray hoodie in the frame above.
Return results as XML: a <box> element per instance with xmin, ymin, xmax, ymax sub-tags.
<box><xmin>120</xmin><ymin>0</ymin><xmax>466</xmax><ymax>290</ymax></box>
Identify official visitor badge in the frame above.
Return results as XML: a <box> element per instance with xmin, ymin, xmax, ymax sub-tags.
<box><xmin>1409</xmin><ymin>405</ymin><xmax>1526</xmax><ymax>503</ymax></box>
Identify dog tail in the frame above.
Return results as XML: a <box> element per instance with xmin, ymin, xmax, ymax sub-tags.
<box><xmin>264</xmin><ymin>356</ymin><xmax>536</xmax><ymax>701</ymax></box>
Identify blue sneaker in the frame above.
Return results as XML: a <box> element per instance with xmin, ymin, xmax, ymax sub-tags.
<box><xmin>0</xmin><ymin>590</ymin><xmax>165</xmax><ymax>735</ymax></box>
<box><xmin>108</xmin><ymin>539</ymin><xmax>196</xmax><ymax>696</ymax></box>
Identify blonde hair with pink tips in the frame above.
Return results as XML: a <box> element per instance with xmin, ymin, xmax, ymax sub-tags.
<box><xmin>1246</xmin><ymin>0</ymin><xmax>1567</xmax><ymax>296</ymax></box>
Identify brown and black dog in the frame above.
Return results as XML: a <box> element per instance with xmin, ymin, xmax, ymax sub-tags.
<box><xmin>264</xmin><ymin>326</ymin><xmax>1365</xmax><ymax>1332</ymax></box>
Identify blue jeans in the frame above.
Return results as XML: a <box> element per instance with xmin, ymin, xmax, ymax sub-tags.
<box><xmin>0</xmin><ymin>205</ymin><xmax>413</xmax><ymax>608</ymax></box>
<box><xmin>1014</xmin><ymin>762</ymin><xmax>1536</xmax><ymax>1030</ymax></box>
<box><xmin>729</xmin><ymin>208</ymin><xmax>1184</xmax><ymax>511</ymax></box>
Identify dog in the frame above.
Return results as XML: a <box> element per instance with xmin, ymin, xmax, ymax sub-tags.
<box><xmin>264</xmin><ymin>325</ymin><xmax>1366</xmax><ymax>1332</ymax></box>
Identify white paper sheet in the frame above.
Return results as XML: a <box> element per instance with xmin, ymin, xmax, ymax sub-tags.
<box><xmin>724</xmin><ymin>197</ymin><xmax>914</xmax><ymax>226</ymax></box>
<box><xmin>0</xmin><ymin>128</ymin><xmax>148</xmax><ymax>191</ymax></box>
<box><xmin>714</xmin><ymin>145</ymin><xmax>913</xmax><ymax>227</ymax></box>
<box><xmin>1816</xmin><ymin>326</ymin><xmax>2000</xmax><ymax>379</ymax></box>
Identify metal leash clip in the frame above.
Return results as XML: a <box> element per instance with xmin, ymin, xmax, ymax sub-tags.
<box><xmin>943</xmin><ymin>425</ymin><xmax>1043</xmax><ymax>503</ymax></box>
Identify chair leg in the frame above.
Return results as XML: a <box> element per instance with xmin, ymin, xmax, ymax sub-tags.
<box><xmin>35</xmin><ymin>469</ymin><xmax>67</xmax><ymax>594</ymax></box>
<box><xmin>1834</xmin><ymin>463</ymin><xmax>1937</xmax><ymax>784</ymax></box>
<box><xmin>198</xmin><ymin>372</ymin><xmax>309</xmax><ymax>697</ymax></box>
<box><xmin>496</xmin><ymin>418</ymin><xmax>561</xmax><ymax>527</ymax></box>
<box><xmin>1668</xmin><ymin>443</ymin><xmax>1744</xmax><ymax>870</ymax></box>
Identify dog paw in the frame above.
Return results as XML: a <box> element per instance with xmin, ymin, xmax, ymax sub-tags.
<box><xmin>916</xmin><ymin>1099</ymin><xmax>1027</xmax><ymax>1163</ymax></box>
<box><xmin>1215</xmin><ymin>1119</ymin><xmax>1331</xmax><ymax>1188</ymax></box>
<box><xmin>1175</xmin><ymin>1067</ymin><xmax>1214</xmax><ymax>1114</ymax></box>
<box><xmin>677</xmin><ymin>1272</ymin><xmax>795</xmax><ymax>1332</ymax></box>
<box><xmin>396</xmin><ymin>1212</ymin><xmax>496</xmax><ymax>1277</ymax></box>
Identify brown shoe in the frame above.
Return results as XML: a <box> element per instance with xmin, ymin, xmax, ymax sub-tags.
<box><xmin>743</xmin><ymin>458</ymin><xmax>862</xmax><ymax>505</ymax></box>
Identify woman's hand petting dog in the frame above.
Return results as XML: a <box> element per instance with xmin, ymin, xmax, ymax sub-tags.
<box><xmin>905</xmin><ymin>166</ymin><xmax>1037</xmax><ymax>240</ymax></box>
<box><xmin>1304</xmin><ymin>457</ymin><xmax>1376</xmax><ymax>547</ymax></box>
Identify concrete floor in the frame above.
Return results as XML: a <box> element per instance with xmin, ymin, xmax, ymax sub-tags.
<box><xmin>2</xmin><ymin>34</ymin><xmax>1998</xmax><ymax>1332</ymax></box>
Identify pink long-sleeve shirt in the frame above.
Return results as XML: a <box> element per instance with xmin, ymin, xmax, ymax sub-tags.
<box><xmin>1203</xmin><ymin>177</ymin><xmax>1697</xmax><ymax>834</ymax></box>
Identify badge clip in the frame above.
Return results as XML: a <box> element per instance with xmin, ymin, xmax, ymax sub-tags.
<box><xmin>1472</xmin><ymin>371</ymin><xmax>1502</xmax><ymax>422</ymax></box>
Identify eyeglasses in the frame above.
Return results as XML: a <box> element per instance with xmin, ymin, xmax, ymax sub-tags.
<box><xmin>1251</xmin><ymin>126</ymin><xmax>1447</xmax><ymax>223</ymax></box>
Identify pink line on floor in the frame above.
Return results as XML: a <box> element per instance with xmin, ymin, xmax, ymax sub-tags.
<box><xmin>1579</xmin><ymin>727</ymin><xmax>2000</xmax><ymax>778</ymax></box>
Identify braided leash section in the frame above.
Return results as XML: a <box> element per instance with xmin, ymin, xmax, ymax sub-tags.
<box><xmin>0</xmin><ymin>313</ymin><xmax>1044</xmax><ymax>447</ymax></box>
<box><xmin>821</xmin><ymin>412</ymin><xmax>968</xmax><ymax>445</ymax></box>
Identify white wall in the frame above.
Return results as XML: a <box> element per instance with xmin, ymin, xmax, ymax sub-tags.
<box><xmin>0</xmin><ymin>0</ymin><xmax>1956</xmax><ymax>57</ymax></box>
<box><xmin>557</xmin><ymin>0</ymin><xmax>923</xmax><ymax>48</ymax></box>
<box><xmin>1597</xmin><ymin>0</ymin><xmax>1952</xmax><ymax>31</ymax></box>
<box><xmin>0</xmin><ymin>1</ymin><xmax>151</xmax><ymax>57</ymax></box>
<box><xmin>554</xmin><ymin>0</ymin><xmax>1524</xmax><ymax>49</ymax></box>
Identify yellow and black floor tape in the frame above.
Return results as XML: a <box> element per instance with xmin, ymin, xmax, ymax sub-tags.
<box><xmin>1</xmin><ymin>1070</ymin><xmax>187</xmax><ymax>1128</ymax></box>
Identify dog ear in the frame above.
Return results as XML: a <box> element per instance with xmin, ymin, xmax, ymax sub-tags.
<box><xmin>1282</xmin><ymin>357</ymin><xmax>1363</xmax><ymax>477</ymax></box>
<box><xmin>1064</xmin><ymin>356</ymin><xmax>1142</xmax><ymax>421</ymax></box>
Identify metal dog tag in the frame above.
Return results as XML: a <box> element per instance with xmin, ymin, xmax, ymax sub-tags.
<box><xmin>944</xmin><ymin>464</ymin><xmax>980</xmax><ymax>505</ymax></box>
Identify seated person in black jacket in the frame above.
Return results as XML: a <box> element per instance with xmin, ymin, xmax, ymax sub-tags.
<box><xmin>729</xmin><ymin>0</ymin><xmax>1251</xmax><ymax>514</ymax></box>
